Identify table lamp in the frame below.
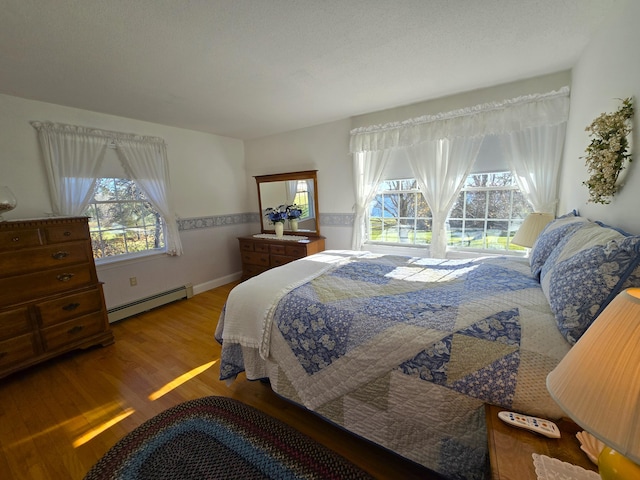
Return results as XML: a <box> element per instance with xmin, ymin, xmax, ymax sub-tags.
<box><xmin>546</xmin><ymin>288</ymin><xmax>640</xmax><ymax>480</ymax></box>
<box><xmin>511</xmin><ymin>212</ymin><xmax>554</xmax><ymax>248</ymax></box>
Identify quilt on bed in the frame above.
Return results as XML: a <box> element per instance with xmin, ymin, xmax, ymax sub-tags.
<box><xmin>217</xmin><ymin>252</ymin><xmax>571</xmax><ymax>480</ymax></box>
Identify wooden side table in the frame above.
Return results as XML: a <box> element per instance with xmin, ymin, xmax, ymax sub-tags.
<box><xmin>485</xmin><ymin>404</ymin><xmax>598</xmax><ymax>479</ymax></box>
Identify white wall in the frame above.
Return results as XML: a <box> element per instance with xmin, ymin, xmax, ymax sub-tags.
<box><xmin>0</xmin><ymin>94</ymin><xmax>250</xmax><ymax>309</ymax></box>
<box><xmin>558</xmin><ymin>0</ymin><xmax>640</xmax><ymax>234</ymax></box>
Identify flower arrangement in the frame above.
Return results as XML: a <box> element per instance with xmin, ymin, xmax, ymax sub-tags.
<box><xmin>582</xmin><ymin>97</ymin><xmax>634</xmax><ymax>204</ymax></box>
<box><xmin>286</xmin><ymin>204</ymin><xmax>302</xmax><ymax>220</ymax></box>
<box><xmin>264</xmin><ymin>205</ymin><xmax>287</xmax><ymax>224</ymax></box>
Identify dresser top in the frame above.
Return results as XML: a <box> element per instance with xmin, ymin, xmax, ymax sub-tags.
<box><xmin>0</xmin><ymin>216</ymin><xmax>89</xmax><ymax>229</ymax></box>
<box><xmin>239</xmin><ymin>234</ymin><xmax>325</xmax><ymax>245</ymax></box>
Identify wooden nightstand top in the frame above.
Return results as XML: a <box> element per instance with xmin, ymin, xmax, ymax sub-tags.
<box><xmin>485</xmin><ymin>404</ymin><xmax>598</xmax><ymax>480</ymax></box>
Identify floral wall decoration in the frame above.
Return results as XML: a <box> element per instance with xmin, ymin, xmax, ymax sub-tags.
<box><xmin>582</xmin><ymin>97</ymin><xmax>634</xmax><ymax>204</ymax></box>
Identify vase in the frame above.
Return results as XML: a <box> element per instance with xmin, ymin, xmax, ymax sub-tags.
<box><xmin>275</xmin><ymin>222</ymin><xmax>284</xmax><ymax>237</ymax></box>
<box><xmin>289</xmin><ymin>218</ymin><xmax>298</xmax><ymax>232</ymax></box>
<box><xmin>0</xmin><ymin>186</ymin><xmax>17</xmax><ymax>221</ymax></box>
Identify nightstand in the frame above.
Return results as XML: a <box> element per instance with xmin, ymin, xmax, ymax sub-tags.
<box><xmin>485</xmin><ymin>404</ymin><xmax>598</xmax><ymax>479</ymax></box>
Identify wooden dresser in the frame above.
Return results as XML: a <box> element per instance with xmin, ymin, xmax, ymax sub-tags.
<box><xmin>238</xmin><ymin>235</ymin><xmax>326</xmax><ymax>280</ymax></box>
<box><xmin>0</xmin><ymin>217</ymin><xmax>114</xmax><ymax>379</ymax></box>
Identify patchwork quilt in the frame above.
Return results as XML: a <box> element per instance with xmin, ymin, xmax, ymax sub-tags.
<box><xmin>216</xmin><ymin>252</ymin><xmax>571</xmax><ymax>480</ymax></box>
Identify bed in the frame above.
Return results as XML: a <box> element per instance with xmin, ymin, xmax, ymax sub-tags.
<box><xmin>215</xmin><ymin>213</ymin><xmax>640</xmax><ymax>480</ymax></box>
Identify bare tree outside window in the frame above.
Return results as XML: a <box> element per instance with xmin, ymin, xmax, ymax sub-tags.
<box><xmin>85</xmin><ymin>178</ymin><xmax>166</xmax><ymax>259</ymax></box>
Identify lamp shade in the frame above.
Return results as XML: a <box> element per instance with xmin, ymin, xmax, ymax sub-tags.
<box><xmin>546</xmin><ymin>288</ymin><xmax>640</xmax><ymax>465</ymax></box>
<box><xmin>511</xmin><ymin>212</ymin><xmax>554</xmax><ymax>248</ymax></box>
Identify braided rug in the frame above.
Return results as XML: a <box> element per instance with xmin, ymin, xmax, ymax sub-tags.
<box><xmin>84</xmin><ymin>396</ymin><xmax>373</xmax><ymax>480</ymax></box>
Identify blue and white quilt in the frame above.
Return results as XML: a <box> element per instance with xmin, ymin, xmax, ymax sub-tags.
<box><xmin>216</xmin><ymin>251</ymin><xmax>571</xmax><ymax>480</ymax></box>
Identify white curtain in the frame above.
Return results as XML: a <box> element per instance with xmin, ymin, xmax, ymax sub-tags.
<box><xmin>349</xmin><ymin>87</ymin><xmax>570</xmax><ymax>257</ymax></box>
<box><xmin>351</xmin><ymin>150</ymin><xmax>391</xmax><ymax>250</ymax></box>
<box><xmin>350</xmin><ymin>87</ymin><xmax>570</xmax><ymax>153</ymax></box>
<box><xmin>499</xmin><ymin>123</ymin><xmax>567</xmax><ymax>214</ymax></box>
<box><xmin>31</xmin><ymin>122</ymin><xmax>107</xmax><ymax>215</ymax></box>
<box><xmin>405</xmin><ymin>137</ymin><xmax>483</xmax><ymax>258</ymax></box>
<box><xmin>116</xmin><ymin>139</ymin><xmax>183</xmax><ymax>256</ymax></box>
<box><xmin>286</xmin><ymin>180</ymin><xmax>298</xmax><ymax>206</ymax></box>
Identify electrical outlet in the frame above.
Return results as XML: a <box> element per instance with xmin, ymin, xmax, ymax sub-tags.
<box><xmin>129</xmin><ymin>277</ymin><xmax>137</xmax><ymax>286</ymax></box>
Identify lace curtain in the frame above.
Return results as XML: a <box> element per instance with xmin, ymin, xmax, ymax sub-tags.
<box><xmin>405</xmin><ymin>136</ymin><xmax>484</xmax><ymax>258</ymax></box>
<box><xmin>32</xmin><ymin>123</ymin><xmax>107</xmax><ymax>216</ymax></box>
<box><xmin>500</xmin><ymin>123</ymin><xmax>568</xmax><ymax>213</ymax></box>
<box><xmin>349</xmin><ymin>87</ymin><xmax>570</xmax><ymax>256</ymax></box>
<box><xmin>31</xmin><ymin>121</ymin><xmax>183</xmax><ymax>256</ymax></box>
<box><xmin>349</xmin><ymin>87</ymin><xmax>570</xmax><ymax>152</ymax></box>
<box><xmin>116</xmin><ymin>139</ymin><xmax>183</xmax><ymax>256</ymax></box>
<box><xmin>351</xmin><ymin>149</ymin><xmax>391</xmax><ymax>249</ymax></box>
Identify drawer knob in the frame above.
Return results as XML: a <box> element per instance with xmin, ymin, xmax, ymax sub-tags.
<box><xmin>67</xmin><ymin>325</ymin><xmax>83</xmax><ymax>335</ymax></box>
<box><xmin>11</xmin><ymin>236</ymin><xmax>20</xmax><ymax>242</ymax></box>
<box><xmin>56</xmin><ymin>273</ymin><xmax>75</xmax><ymax>282</ymax></box>
<box><xmin>62</xmin><ymin>302</ymin><xmax>80</xmax><ymax>311</ymax></box>
<box><xmin>52</xmin><ymin>251</ymin><xmax>70</xmax><ymax>260</ymax></box>
<box><xmin>63</xmin><ymin>231</ymin><xmax>72</xmax><ymax>236</ymax></box>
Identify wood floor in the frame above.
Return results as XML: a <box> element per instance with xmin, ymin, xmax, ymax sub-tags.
<box><xmin>0</xmin><ymin>282</ymin><xmax>443</xmax><ymax>480</ymax></box>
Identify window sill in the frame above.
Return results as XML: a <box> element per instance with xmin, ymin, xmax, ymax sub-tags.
<box><xmin>363</xmin><ymin>242</ymin><xmax>527</xmax><ymax>259</ymax></box>
<box><xmin>95</xmin><ymin>249</ymin><xmax>168</xmax><ymax>270</ymax></box>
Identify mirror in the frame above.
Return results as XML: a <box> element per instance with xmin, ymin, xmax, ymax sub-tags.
<box><xmin>256</xmin><ymin>170</ymin><xmax>320</xmax><ymax>236</ymax></box>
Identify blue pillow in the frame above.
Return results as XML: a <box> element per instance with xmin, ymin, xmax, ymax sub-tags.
<box><xmin>542</xmin><ymin>234</ymin><xmax>640</xmax><ymax>344</ymax></box>
<box><xmin>529</xmin><ymin>213</ymin><xmax>586</xmax><ymax>279</ymax></box>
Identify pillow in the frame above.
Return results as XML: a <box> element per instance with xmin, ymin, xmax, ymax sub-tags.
<box><xmin>539</xmin><ymin>221</ymin><xmax>626</xmax><ymax>282</ymax></box>
<box><xmin>529</xmin><ymin>212</ymin><xmax>587</xmax><ymax>278</ymax></box>
<box><xmin>540</xmin><ymin>224</ymin><xmax>640</xmax><ymax>345</ymax></box>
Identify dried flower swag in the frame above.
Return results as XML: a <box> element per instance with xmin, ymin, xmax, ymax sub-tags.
<box><xmin>583</xmin><ymin>97</ymin><xmax>634</xmax><ymax>204</ymax></box>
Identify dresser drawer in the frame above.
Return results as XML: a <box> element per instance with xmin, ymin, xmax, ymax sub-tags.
<box><xmin>0</xmin><ymin>264</ymin><xmax>95</xmax><ymax>305</ymax></box>
<box><xmin>270</xmin><ymin>244</ymin><xmax>286</xmax><ymax>255</ymax></box>
<box><xmin>241</xmin><ymin>251</ymin><xmax>270</xmax><ymax>267</ymax></box>
<box><xmin>0</xmin><ymin>333</ymin><xmax>39</xmax><ymax>368</ymax></box>
<box><xmin>0</xmin><ymin>307</ymin><xmax>31</xmax><ymax>341</ymax></box>
<box><xmin>254</xmin><ymin>243</ymin><xmax>269</xmax><ymax>253</ymax></box>
<box><xmin>271</xmin><ymin>255</ymin><xmax>296</xmax><ymax>267</ymax></box>
<box><xmin>286</xmin><ymin>245</ymin><xmax>307</xmax><ymax>257</ymax></box>
<box><xmin>44</xmin><ymin>222</ymin><xmax>89</xmax><ymax>243</ymax></box>
<box><xmin>243</xmin><ymin>263</ymin><xmax>270</xmax><ymax>278</ymax></box>
<box><xmin>0</xmin><ymin>242</ymin><xmax>91</xmax><ymax>278</ymax></box>
<box><xmin>239</xmin><ymin>239</ymin><xmax>254</xmax><ymax>252</ymax></box>
<box><xmin>0</xmin><ymin>228</ymin><xmax>42</xmax><ymax>251</ymax></box>
<box><xmin>36</xmin><ymin>288</ymin><xmax>104</xmax><ymax>328</ymax></box>
<box><xmin>41</xmin><ymin>312</ymin><xmax>106</xmax><ymax>351</ymax></box>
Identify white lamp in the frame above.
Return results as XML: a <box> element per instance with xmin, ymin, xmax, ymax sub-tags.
<box><xmin>511</xmin><ymin>212</ymin><xmax>554</xmax><ymax>248</ymax></box>
<box><xmin>546</xmin><ymin>288</ymin><xmax>640</xmax><ymax>480</ymax></box>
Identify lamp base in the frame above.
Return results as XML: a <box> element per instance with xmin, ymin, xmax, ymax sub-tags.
<box><xmin>598</xmin><ymin>447</ymin><xmax>640</xmax><ymax>480</ymax></box>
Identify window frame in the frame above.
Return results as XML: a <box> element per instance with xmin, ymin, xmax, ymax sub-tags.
<box><xmin>292</xmin><ymin>179</ymin><xmax>314</xmax><ymax>221</ymax></box>
<box><xmin>365</xmin><ymin>172</ymin><xmax>531</xmax><ymax>254</ymax></box>
<box><xmin>85</xmin><ymin>177</ymin><xmax>168</xmax><ymax>264</ymax></box>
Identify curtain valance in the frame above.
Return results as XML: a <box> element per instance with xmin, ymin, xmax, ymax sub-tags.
<box><xmin>349</xmin><ymin>86</ymin><xmax>570</xmax><ymax>153</ymax></box>
<box><xmin>30</xmin><ymin>121</ymin><xmax>166</xmax><ymax>146</ymax></box>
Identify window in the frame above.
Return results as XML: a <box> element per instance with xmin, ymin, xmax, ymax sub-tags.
<box><xmin>292</xmin><ymin>180</ymin><xmax>313</xmax><ymax>220</ymax></box>
<box><xmin>85</xmin><ymin>178</ymin><xmax>166</xmax><ymax>259</ymax></box>
<box><xmin>448</xmin><ymin>172</ymin><xmax>531</xmax><ymax>251</ymax></box>
<box><xmin>369</xmin><ymin>179</ymin><xmax>432</xmax><ymax>245</ymax></box>
<box><xmin>367</xmin><ymin>172</ymin><xmax>531</xmax><ymax>252</ymax></box>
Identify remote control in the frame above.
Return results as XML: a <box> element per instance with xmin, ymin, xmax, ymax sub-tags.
<box><xmin>497</xmin><ymin>411</ymin><xmax>561</xmax><ymax>438</ymax></box>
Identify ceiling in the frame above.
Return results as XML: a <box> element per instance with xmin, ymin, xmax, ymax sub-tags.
<box><xmin>0</xmin><ymin>1</ymin><xmax>623</xmax><ymax>140</ymax></box>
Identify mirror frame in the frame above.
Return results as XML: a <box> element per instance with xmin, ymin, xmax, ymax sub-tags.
<box><xmin>255</xmin><ymin>170</ymin><xmax>320</xmax><ymax>236</ymax></box>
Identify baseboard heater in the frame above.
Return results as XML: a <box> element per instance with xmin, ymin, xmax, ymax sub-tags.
<box><xmin>107</xmin><ymin>284</ymin><xmax>194</xmax><ymax>323</ymax></box>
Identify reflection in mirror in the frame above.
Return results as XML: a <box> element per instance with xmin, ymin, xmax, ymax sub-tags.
<box><xmin>255</xmin><ymin>170</ymin><xmax>320</xmax><ymax>236</ymax></box>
